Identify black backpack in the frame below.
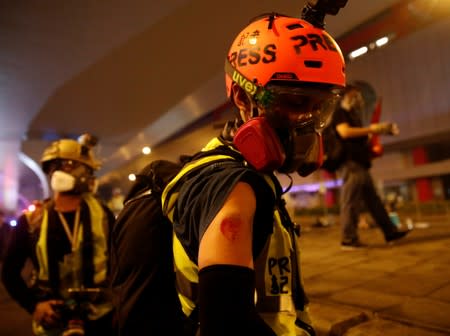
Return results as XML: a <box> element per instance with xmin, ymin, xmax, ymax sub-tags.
<box><xmin>321</xmin><ymin>118</ymin><xmax>345</xmax><ymax>173</ymax></box>
<box><xmin>110</xmin><ymin>158</ymin><xmax>197</xmax><ymax>336</ymax></box>
<box><xmin>109</xmin><ymin>147</ymin><xmax>244</xmax><ymax>336</ymax></box>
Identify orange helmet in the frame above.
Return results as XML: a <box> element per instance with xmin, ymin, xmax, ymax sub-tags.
<box><xmin>225</xmin><ymin>13</ymin><xmax>345</xmax><ymax>102</ymax></box>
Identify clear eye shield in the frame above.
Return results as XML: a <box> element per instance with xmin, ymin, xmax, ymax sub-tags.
<box><xmin>261</xmin><ymin>85</ymin><xmax>341</xmax><ymax>175</ymax></box>
<box><xmin>264</xmin><ymin>83</ymin><xmax>342</xmax><ymax>132</ymax></box>
<box><xmin>224</xmin><ymin>57</ymin><xmax>342</xmax><ymax>132</ymax></box>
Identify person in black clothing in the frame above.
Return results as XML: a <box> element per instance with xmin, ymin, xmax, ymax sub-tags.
<box><xmin>1</xmin><ymin>134</ymin><xmax>116</xmax><ymax>335</ymax></box>
<box><xmin>334</xmin><ymin>85</ymin><xmax>410</xmax><ymax>250</ymax></box>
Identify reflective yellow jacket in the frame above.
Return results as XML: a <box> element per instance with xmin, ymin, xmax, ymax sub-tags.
<box><xmin>162</xmin><ymin>138</ymin><xmax>311</xmax><ymax>336</ymax></box>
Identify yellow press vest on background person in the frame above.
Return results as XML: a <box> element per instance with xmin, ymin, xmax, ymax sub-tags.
<box><xmin>33</xmin><ymin>194</ymin><xmax>112</xmax><ymax>336</ymax></box>
<box><xmin>162</xmin><ymin>138</ymin><xmax>311</xmax><ymax>336</ymax></box>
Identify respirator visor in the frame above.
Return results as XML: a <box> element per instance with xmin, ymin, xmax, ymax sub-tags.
<box><xmin>264</xmin><ymin>83</ymin><xmax>342</xmax><ymax>131</ymax></box>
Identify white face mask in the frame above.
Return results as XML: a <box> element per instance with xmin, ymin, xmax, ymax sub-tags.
<box><xmin>50</xmin><ymin>170</ymin><xmax>76</xmax><ymax>192</ymax></box>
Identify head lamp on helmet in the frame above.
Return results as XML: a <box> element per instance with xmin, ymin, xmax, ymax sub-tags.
<box><xmin>41</xmin><ymin>134</ymin><xmax>100</xmax><ymax>194</ymax></box>
<box><xmin>41</xmin><ymin>135</ymin><xmax>100</xmax><ymax>174</ymax></box>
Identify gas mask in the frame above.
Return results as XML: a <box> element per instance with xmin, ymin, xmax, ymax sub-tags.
<box><xmin>233</xmin><ymin>114</ymin><xmax>325</xmax><ymax>176</ymax></box>
<box><xmin>233</xmin><ymin>85</ymin><xmax>340</xmax><ymax>175</ymax></box>
<box><xmin>49</xmin><ymin>160</ymin><xmax>95</xmax><ymax>194</ymax></box>
<box><xmin>265</xmin><ymin>84</ymin><xmax>339</xmax><ymax>176</ymax></box>
<box><xmin>51</xmin><ymin>170</ymin><xmax>77</xmax><ymax>192</ymax></box>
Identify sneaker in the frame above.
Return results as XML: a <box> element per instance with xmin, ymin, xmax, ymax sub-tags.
<box><xmin>341</xmin><ymin>240</ymin><xmax>368</xmax><ymax>251</ymax></box>
<box><xmin>386</xmin><ymin>230</ymin><xmax>410</xmax><ymax>244</ymax></box>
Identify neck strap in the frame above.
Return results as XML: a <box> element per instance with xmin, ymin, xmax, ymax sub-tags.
<box><xmin>57</xmin><ymin>208</ymin><xmax>81</xmax><ymax>252</ymax></box>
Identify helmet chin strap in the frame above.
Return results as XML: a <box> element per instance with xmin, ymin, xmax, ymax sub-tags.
<box><xmin>280</xmin><ymin>173</ymin><xmax>293</xmax><ymax>194</ymax></box>
<box><xmin>251</xmin><ymin>106</ymin><xmax>259</xmax><ymax>118</ymax></box>
<box><xmin>238</xmin><ymin>90</ymin><xmax>263</xmax><ymax>121</ymax></box>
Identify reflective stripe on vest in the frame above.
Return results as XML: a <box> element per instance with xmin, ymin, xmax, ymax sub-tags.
<box><xmin>35</xmin><ymin>194</ymin><xmax>108</xmax><ymax>285</ymax></box>
<box><xmin>162</xmin><ymin>138</ymin><xmax>303</xmax><ymax>334</ymax></box>
<box><xmin>162</xmin><ymin>139</ymin><xmax>241</xmax><ymax>316</ymax></box>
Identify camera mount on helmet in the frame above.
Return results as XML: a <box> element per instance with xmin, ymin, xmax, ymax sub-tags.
<box><xmin>301</xmin><ymin>0</ymin><xmax>349</xmax><ymax>29</ymax></box>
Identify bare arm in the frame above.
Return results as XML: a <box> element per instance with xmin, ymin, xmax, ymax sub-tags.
<box><xmin>198</xmin><ymin>181</ymin><xmax>255</xmax><ymax>269</ymax></box>
<box><xmin>336</xmin><ymin>122</ymin><xmax>372</xmax><ymax>139</ymax></box>
<box><xmin>336</xmin><ymin>122</ymin><xmax>399</xmax><ymax>139</ymax></box>
<box><xmin>197</xmin><ymin>181</ymin><xmax>276</xmax><ymax>335</ymax></box>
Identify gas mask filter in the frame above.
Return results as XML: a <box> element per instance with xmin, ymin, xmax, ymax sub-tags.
<box><xmin>277</xmin><ymin>120</ymin><xmax>324</xmax><ymax>176</ymax></box>
<box><xmin>233</xmin><ymin>116</ymin><xmax>286</xmax><ymax>172</ymax></box>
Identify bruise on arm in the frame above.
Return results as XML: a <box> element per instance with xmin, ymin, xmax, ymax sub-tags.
<box><xmin>220</xmin><ymin>216</ymin><xmax>242</xmax><ymax>242</ymax></box>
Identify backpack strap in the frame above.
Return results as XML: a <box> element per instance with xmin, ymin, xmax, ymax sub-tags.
<box><xmin>162</xmin><ymin>147</ymin><xmax>246</xmax><ymax>222</ymax></box>
<box><xmin>259</xmin><ymin>173</ymin><xmax>307</xmax><ymax>311</ymax></box>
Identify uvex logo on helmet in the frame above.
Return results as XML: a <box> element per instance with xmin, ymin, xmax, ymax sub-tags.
<box><xmin>232</xmin><ymin>70</ymin><xmax>258</xmax><ymax>96</ymax></box>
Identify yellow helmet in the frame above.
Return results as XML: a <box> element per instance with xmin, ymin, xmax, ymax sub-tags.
<box><xmin>40</xmin><ymin>134</ymin><xmax>101</xmax><ymax>174</ymax></box>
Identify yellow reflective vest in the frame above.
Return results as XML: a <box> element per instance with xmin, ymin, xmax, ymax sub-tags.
<box><xmin>33</xmin><ymin>193</ymin><xmax>112</xmax><ymax>336</ymax></box>
<box><xmin>162</xmin><ymin>138</ymin><xmax>311</xmax><ymax>336</ymax></box>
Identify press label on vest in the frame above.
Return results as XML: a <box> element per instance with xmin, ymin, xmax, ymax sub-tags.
<box><xmin>263</xmin><ymin>209</ymin><xmax>293</xmax><ymax>297</ymax></box>
<box><xmin>268</xmin><ymin>256</ymin><xmax>291</xmax><ymax>295</ymax></box>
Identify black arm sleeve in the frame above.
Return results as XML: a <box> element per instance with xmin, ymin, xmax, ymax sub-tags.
<box><xmin>198</xmin><ymin>265</ymin><xmax>276</xmax><ymax>336</ymax></box>
<box><xmin>1</xmin><ymin>215</ymin><xmax>38</xmax><ymax>314</ymax></box>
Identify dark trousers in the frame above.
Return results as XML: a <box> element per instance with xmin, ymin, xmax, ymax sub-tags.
<box><xmin>339</xmin><ymin>161</ymin><xmax>397</xmax><ymax>243</ymax></box>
